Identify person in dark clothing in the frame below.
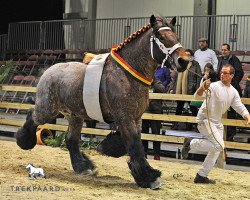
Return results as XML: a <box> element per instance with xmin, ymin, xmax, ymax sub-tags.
<box><xmin>142</xmin><ymin>80</ymin><xmax>166</xmax><ymax>160</ymax></box>
<box><xmin>243</xmin><ymin>75</ymin><xmax>250</xmax><ymax>113</ymax></box>
<box><xmin>217</xmin><ymin>43</ymin><xmax>244</xmax><ymax>96</ymax></box>
<box><xmin>154</xmin><ymin>63</ymin><xmax>171</xmax><ymax>88</ymax></box>
<box><xmin>201</xmin><ymin>63</ymin><xmax>218</xmax><ymax>83</ymax></box>
<box><xmin>217</xmin><ymin>43</ymin><xmax>244</xmax><ymax>141</ymax></box>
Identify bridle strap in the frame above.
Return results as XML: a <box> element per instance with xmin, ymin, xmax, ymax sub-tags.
<box><xmin>150</xmin><ymin>27</ymin><xmax>183</xmax><ymax>67</ymax></box>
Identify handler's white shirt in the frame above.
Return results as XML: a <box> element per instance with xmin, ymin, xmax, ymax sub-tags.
<box><xmin>195</xmin><ymin>81</ymin><xmax>249</xmax><ymax>124</ymax></box>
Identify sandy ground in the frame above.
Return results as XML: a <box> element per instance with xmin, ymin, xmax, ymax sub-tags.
<box><xmin>0</xmin><ymin>139</ymin><xmax>249</xmax><ymax>200</ymax></box>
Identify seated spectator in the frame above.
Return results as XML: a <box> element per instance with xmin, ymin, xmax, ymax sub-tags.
<box><xmin>142</xmin><ymin>80</ymin><xmax>166</xmax><ymax>160</ymax></box>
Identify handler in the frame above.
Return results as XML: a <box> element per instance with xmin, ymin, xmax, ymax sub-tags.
<box><xmin>182</xmin><ymin>64</ymin><xmax>250</xmax><ymax>184</ymax></box>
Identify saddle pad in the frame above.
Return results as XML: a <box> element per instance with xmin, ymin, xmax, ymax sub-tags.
<box><xmin>83</xmin><ymin>53</ymin><xmax>110</xmax><ymax>122</ymax></box>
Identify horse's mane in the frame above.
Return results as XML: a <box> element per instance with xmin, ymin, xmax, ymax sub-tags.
<box><xmin>115</xmin><ymin>23</ymin><xmax>151</xmax><ymax>52</ymax></box>
<box><xmin>115</xmin><ymin>15</ymin><xmax>174</xmax><ymax>52</ymax></box>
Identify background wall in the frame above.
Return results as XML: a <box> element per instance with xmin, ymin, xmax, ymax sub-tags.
<box><xmin>96</xmin><ymin>0</ymin><xmax>194</xmax><ymax>19</ymax></box>
<box><xmin>217</xmin><ymin>0</ymin><xmax>250</xmax><ymax>15</ymax></box>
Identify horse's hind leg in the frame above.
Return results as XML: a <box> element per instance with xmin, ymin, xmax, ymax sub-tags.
<box><xmin>16</xmin><ymin>109</ymin><xmax>38</xmax><ymax>150</ymax></box>
<box><xmin>16</xmin><ymin>85</ymin><xmax>59</xmax><ymax>150</ymax></box>
<box><xmin>119</xmin><ymin>118</ymin><xmax>163</xmax><ymax>189</ymax></box>
<box><xmin>65</xmin><ymin>116</ymin><xmax>95</xmax><ymax>174</ymax></box>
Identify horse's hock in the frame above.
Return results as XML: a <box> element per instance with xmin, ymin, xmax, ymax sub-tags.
<box><xmin>36</xmin><ymin>128</ymin><xmax>53</xmax><ymax>145</ymax></box>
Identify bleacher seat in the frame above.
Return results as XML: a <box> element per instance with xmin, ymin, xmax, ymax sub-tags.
<box><xmin>11</xmin><ymin>75</ymin><xmax>25</xmax><ymax>85</ymax></box>
<box><xmin>23</xmin><ymin>75</ymin><xmax>36</xmax><ymax>85</ymax></box>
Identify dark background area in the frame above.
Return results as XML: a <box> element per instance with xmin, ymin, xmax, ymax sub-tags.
<box><xmin>0</xmin><ymin>0</ymin><xmax>64</xmax><ymax>35</ymax></box>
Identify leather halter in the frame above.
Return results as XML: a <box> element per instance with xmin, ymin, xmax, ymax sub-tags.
<box><xmin>150</xmin><ymin>26</ymin><xmax>183</xmax><ymax>67</ymax></box>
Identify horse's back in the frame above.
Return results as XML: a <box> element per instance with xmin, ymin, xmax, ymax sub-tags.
<box><xmin>38</xmin><ymin>62</ymin><xmax>86</xmax><ymax>86</ymax></box>
<box><xmin>34</xmin><ymin>62</ymin><xmax>88</xmax><ymax>122</ymax></box>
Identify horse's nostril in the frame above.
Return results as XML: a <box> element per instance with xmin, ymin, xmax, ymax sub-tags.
<box><xmin>177</xmin><ymin>57</ymin><xmax>189</xmax><ymax>72</ymax></box>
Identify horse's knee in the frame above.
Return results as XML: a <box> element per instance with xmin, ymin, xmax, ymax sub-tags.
<box><xmin>33</xmin><ymin>108</ymin><xmax>58</xmax><ymax>125</ymax></box>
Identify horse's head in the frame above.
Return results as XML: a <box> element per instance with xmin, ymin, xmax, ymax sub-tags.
<box><xmin>26</xmin><ymin>163</ymin><xmax>32</xmax><ymax>169</ymax></box>
<box><xmin>150</xmin><ymin>15</ymin><xmax>191</xmax><ymax>72</ymax></box>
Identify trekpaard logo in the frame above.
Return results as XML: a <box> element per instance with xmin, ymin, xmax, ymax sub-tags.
<box><xmin>10</xmin><ymin>185</ymin><xmax>75</xmax><ymax>192</ymax></box>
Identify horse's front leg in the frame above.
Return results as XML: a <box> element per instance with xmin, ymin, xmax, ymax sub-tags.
<box><xmin>119</xmin><ymin>118</ymin><xmax>164</xmax><ymax>189</ymax></box>
<box><xmin>65</xmin><ymin>116</ymin><xmax>96</xmax><ymax>175</ymax></box>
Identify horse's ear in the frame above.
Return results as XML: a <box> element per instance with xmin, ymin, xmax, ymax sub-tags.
<box><xmin>170</xmin><ymin>17</ymin><xmax>176</xmax><ymax>26</ymax></box>
<box><xmin>150</xmin><ymin>15</ymin><xmax>157</xmax><ymax>27</ymax></box>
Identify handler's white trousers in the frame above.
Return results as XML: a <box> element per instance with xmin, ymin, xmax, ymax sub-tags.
<box><xmin>190</xmin><ymin>121</ymin><xmax>224</xmax><ymax>177</ymax></box>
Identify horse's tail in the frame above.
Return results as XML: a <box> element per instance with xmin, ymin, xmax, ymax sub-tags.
<box><xmin>15</xmin><ymin>109</ymin><xmax>38</xmax><ymax>150</ymax></box>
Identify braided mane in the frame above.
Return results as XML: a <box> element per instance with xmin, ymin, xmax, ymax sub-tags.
<box><xmin>114</xmin><ymin>24</ymin><xmax>152</xmax><ymax>52</ymax></box>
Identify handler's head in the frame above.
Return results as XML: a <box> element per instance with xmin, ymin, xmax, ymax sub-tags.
<box><xmin>220</xmin><ymin>64</ymin><xmax>235</xmax><ymax>85</ymax></box>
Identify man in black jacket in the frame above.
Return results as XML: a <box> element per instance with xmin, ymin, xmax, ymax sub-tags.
<box><xmin>217</xmin><ymin>43</ymin><xmax>244</xmax><ymax>141</ymax></box>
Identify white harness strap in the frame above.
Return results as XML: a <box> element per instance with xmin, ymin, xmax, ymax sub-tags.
<box><xmin>150</xmin><ymin>26</ymin><xmax>183</xmax><ymax>67</ymax></box>
<box><xmin>83</xmin><ymin>53</ymin><xmax>110</xmax><ymax>122</ymax></box>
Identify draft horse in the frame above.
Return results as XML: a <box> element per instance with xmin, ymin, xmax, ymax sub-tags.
<box><xmin>16</xmin><ymin>15</ymin><xmax>190</xmax><ymax>189</ymax></box>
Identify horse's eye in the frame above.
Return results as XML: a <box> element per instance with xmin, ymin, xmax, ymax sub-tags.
<box><xmin>158</xmin><ymin>35</ymin><xmax>164</xmax><ymax>40</ymax></box>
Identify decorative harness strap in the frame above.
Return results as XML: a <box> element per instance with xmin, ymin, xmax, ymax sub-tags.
<box><xmin>110</xmin><ymin>47</ymin><xmax>153</xmax><ymax>85</ymax></box>
<box><xmin>150</xmin><ymin>26</ymin><xmax>183</xmax><ymax>68</ymax></box>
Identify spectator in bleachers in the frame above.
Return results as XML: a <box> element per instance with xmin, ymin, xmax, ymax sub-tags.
<box><xmin>154</xmin><ymin>62</ymin><xmax>171</xmax><ymax>89</ymax></box>
<box><xmin>200</xmin><ymin>63</ymin><xmax>218</xmax><ymax>84</ymax></box>
<box><xmin>166</xmin><ymin>69</ymin><xmax>178</xmax><ymax>94</ymax></box>
<box><xmin>142</xmin><ymin>80</ymin><xmax>166</xmax><ymax>160</ymax></box>
<box><xmin>217</xmin><ymin>43</ymin><xmax>244</xmax><ymax>96</ymax></box>
<box><xmin>217</xmin><ymin>43</ymin><xmax>244</xmax><ymax>141</ymax></box>
<box><xmin>194</xmin><ymin>38</ymin><xmax>218</xmax><ymax>72</ymax></box>
<box><xmin>243</xmin><ymin>75</ymin><xmax>250</xmax><ymax>113</ymax></box>
<box><xmin>172</xmin><ymin>49</ymin><xmax>202</xmax><ymax>130</ymax></box>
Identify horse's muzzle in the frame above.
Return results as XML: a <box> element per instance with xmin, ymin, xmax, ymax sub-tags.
<box><xmin>175</xmin><ymin>57</ymin><xmax>191</xmax><ymax>72</ymax></box>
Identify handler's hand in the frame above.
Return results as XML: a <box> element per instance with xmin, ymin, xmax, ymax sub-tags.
<box><xmin>244</xmin><ymin>114</ymin><xmax>250</xmax><ymax>125</ymax></box>
<box><xmin>202</xmin><ymin>78</ymin><xmax>211</xmax><ymax>90</ymax></box>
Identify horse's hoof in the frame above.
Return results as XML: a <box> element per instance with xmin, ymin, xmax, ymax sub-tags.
<box><xmin>150</xmin><ymin>177</ymin><xmax>165</xmax><ymax>190</ymax></box>
<box><xmin>81</xmin><ymin>168</ymin><xmax>98</xmax><ymax>176</ymax></box>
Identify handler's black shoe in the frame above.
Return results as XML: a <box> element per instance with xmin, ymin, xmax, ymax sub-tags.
<box><xmin>194</xmin><ymin>173</ymin><xmax>216</xmax><ymax>184</ymax></box>
<box><xmin>181</xmin><ymin>137</ymin><xmax>192</xmax><ymax>159</ymax></box>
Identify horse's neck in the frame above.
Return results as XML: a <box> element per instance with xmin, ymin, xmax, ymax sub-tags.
<box><xmin>29</xmin><ymin>166</ymin><xmax>35</xmax><ymax>171</ymax></box>
<box><xmin>117</xmin><ymin>31</ymin><xmax>157</xmax><ymax>80</ymax></box>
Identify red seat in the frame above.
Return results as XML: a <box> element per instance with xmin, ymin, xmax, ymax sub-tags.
<box><xmin>231</xmin><ymin>50</ymin><xmax>245</xmax><ymax>56</ymax></box>
<box><xmin>11</xmin><ymin>75</ymin><xmax>25</xmax><ymax>84</ymax></box>
<box><xmin>43</xmin><ymin>49</ymin><xmax>54</xmax><ymax>55</ymax></box>
<box><xmin>242</xmin><ymin>72</ymin><xmax>250</xmax><ymax>81</ymax></box>
<box><xmin>28</xmin><ymin>55</ymin><xmax>39</xmax><ymax>61</ymax></box>
<box><xmin>245</xmin><ymin>51</ymin><xmax>250</xmax><ymax>56</ymax></box>
<box><xmin>242</xmin><ymin>64</ymin><xmax>250</xmax><ymax>71</ymax></box>
<box><xmin>23</xmin><ymin>75</ymin><xmax>36</xmax><ymax>84</ymax></box>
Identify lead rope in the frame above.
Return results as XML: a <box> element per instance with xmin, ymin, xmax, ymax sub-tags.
<box><xmin>204</xmin><ymin>89</ymin><xmax>224</xmax><ymax>150</ymax></box>
<box><xmin>187</xmin><ymin>69</ymin><xmax>224</xmax><ymax>150</ymax></box>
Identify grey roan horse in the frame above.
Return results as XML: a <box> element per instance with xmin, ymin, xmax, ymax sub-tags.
<box><xmin>16</xmin><ymin>15</ymin><xmax>190</xmax><ymax>189</ymax></box>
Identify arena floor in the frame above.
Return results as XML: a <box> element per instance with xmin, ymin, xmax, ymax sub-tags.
<box><xmin>0</xmin><ymin>139</ymin><xmax>249</xmax><ymax>200</ymax></box>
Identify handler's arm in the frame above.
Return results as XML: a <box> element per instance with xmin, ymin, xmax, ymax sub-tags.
<box><xmin>244</xmin><ymin>114</ymin><xmax>250</xmax><ymax>124</ymax></box>
<box><xmin>194</xmin><ymin>79</ymin><xmax>211</xmax><ymax>97</ymax></box>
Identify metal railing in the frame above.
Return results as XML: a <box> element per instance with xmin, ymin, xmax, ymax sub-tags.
<box><xmin>2</xmin><ymin>15</ymin><xmax>250</xmax><ymax>55</ymax></box>
<box><xmin>0</xmin><ymin>34</ymin><xmax>7</xmax><ymax>60</ymax></box>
